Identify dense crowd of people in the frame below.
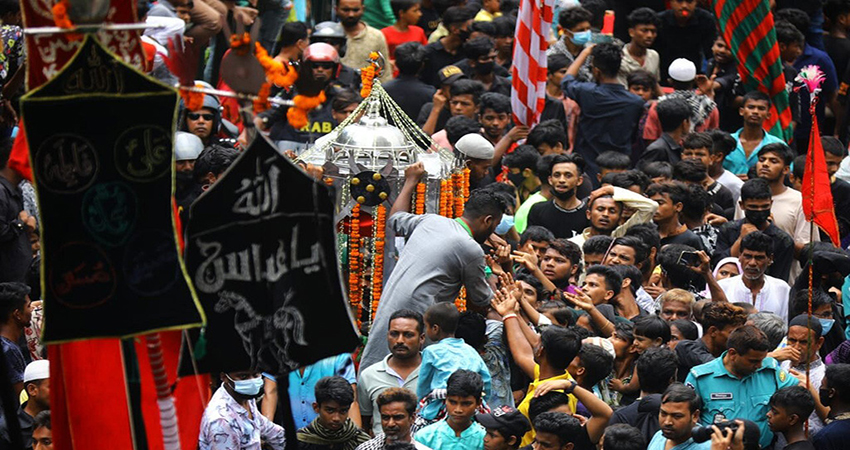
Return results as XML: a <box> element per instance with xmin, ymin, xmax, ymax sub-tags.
<box><xmin>7</xmin><ymin>0</ymin><xmax>850</xmax><ymax>449</ymax></box>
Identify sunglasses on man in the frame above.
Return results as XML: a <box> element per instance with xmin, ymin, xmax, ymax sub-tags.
<box><xmin>188</xmin><ymin>112</ymin><xmax>214</xmax><ymax>121</ymax></box>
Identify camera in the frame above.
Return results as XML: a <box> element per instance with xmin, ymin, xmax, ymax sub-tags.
<box><xmin>692</xmin><ymin>420</ymin><xmax>739</xmax><ymax>443</ymax></box>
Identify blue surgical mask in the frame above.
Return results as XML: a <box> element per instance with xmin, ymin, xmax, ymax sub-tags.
<box><xmin>495</xmin><ymin>214</ymin><xmax>515</xmax><ymax>234</ymax></box>
<box><xmin>570</xmin><ymin>30</ymin><xmax>592</xmax><ymax>46</ymax></box>
<box><xmin>227</xmin><ymin>374</ymin><xmax>264</xmax><ymax>396</ymax></box>
<box><xmin>819</xmin><ymin>318</ymin><xmax>835</xmax><ymax>335</ymax></box>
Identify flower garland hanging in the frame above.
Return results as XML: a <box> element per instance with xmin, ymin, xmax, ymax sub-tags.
<box><xmin>349</xmin><ymin>204</ymin><xmax>363</xmax><ymax>327</ymax></box>
<box><xmin>439</xmin><ymin>180</ymin><xmax>449</xmax><ymax>216</ymax></box>
<box><xmin>360</xmin><ymin>52</ymin><xmax>381</xmax><ymax>98</ymax></box>
<box><xmin>255</xmin><ymin>42</ymin><xmax>299</xmax><ymax>87</ymax></box>
<box><xmin>287</xmin><ymin>91</ymin><xmax>327</xmax><ymax>129</ymax></box>
<box><xmin>52</xmin><ymin>0</ymin><xmax>81</xmax><ymax>41</ymax></box>
<box><xmin>445</xmin><ymin>177</ymin><xmax>455</xmax><ymax>218</ymax></box>
<box><xmin>415</xmin><ymin>182</ymin><xmax>426</xmax><ymax>214</ymax></box>
<box><xmin>455</xmin><ymin>287</ymin><xmax>467</xmax><ymax>312</ymax></box>
<box><xmin>452</xmin><ymin>171</ymin><xmax>464</xmax><ymax>218</ymax></box>
<box><xmin>371</xmin><ymin>205</ymin><xmax>386</xmax><ymax>320</ymax></box>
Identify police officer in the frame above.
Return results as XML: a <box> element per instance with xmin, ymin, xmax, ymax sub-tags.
<box><xmin>685</xmin><ymin>325</ymin><xmax>800</xmax><ymax>449</ymax></box>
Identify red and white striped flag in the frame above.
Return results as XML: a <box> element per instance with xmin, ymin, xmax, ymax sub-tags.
<box><xmin>511</xmin><ymin>0</ymin><xmax>555</xmax><ymax>127</ymax></box>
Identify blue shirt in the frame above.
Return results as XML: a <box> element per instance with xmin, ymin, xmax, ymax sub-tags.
<box><xmin>684</xmin><ymin>353</ymin><xmax>798</xmax><ymax>449</ymax></box>
<box><xmin>414</xmin><ymin>418</ymin><xmax>486</xmax><ymax>450</ymax></box>
<box><xmin>562</xmin><ymin>75</ymin><xmax>646</xmax><ymax>183</ymax></box>
<box><xmin>417</xmin><ymin>337</ymin><xmax>492</xmax><ymax>420</ymax></box>
<box><xmin>812</xmin><ymin>417</ymin><xmax>850</xmax><ymax>450</ymax></box>
<box><xmin>288</xmin><ymin>353</ymin><xmax>356</xmax><ymax>429</ymax></box>
<box><xmin>723</xmin><ymin>128</ymin><xmax>785</xmax><ymax>175</ymax></box>
<box><xmin>647</xmin><ymin>430</ymin><xmax>710</xmax><ymax>450</ymax></box>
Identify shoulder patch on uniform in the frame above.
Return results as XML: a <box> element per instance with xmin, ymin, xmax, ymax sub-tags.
<box><xmin>685</xmin><ymin>381</ymin><xmax>695</xmax><ymax>389</ymax></box>
<box><xmin>779</xmin><ymin>370</ymin><xmax>787</xmax><ymax>382</ymax></box>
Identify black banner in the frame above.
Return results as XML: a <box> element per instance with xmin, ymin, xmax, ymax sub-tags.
<box><xmin>20</xmin><ymin>37</ymin><xmax>203</xmax><ymax>342</ymax></box>
<box><xmin>183</xmin><ymin>136</ymin><xmax>359</xmax><ymax>374</ymax></box>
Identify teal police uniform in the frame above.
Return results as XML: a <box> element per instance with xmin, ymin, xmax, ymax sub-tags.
<box><xmin>685</xmin><ymin>353</ymin><xmax>798</xmax><ymax>449</ymax></box>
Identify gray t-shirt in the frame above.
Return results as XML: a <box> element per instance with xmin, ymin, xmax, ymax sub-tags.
<box><xmin>359</xmin><ymin>213</ymin><xmax>493</xmax><ymax>371</ymax></box>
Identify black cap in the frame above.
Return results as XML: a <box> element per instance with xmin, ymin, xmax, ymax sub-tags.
<box><xmin>438</xmin><ymin>65</ymin><xmax>466</xmax><ymax>85</ymax></box>
<box><xmin>476</xmin><ymin>406</ymin><xmax>531</xmax><ymax>440</ymax></box>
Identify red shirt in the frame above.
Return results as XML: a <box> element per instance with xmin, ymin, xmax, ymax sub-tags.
<box><xmin>380</xmin><ymin>25</ymin><xmax>428</xmax><ymax>59</ymax></box>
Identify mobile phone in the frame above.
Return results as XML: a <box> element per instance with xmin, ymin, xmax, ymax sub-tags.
<box><xmin>677</xmin><ymin>251</ymin><xmax>699</xmax><ymax>267</ymax></box>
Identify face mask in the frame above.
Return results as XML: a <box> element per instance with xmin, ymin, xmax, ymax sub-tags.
<box><xmin>570</xmin><ymin>30</ymin><xmax>592</xmax><ymax>46</ymax></box>
<box><xmin>552</xmin><ymin>187</ymin><xmax>575</xmax><ymax>201</ymax></box>
<box><xmin>475</xmin><ymin>61</ymin><xmax>495</xmax><ymax>75</ymax></box>
<box><xmin>745</xmin><ymin>209</ymin><xmax>770</xmax><ymax>227</ymax></box>
<box><xmin>819</xmin><ymin>318</ymin><xmax>835</xmax><ymax>335</ymax></box>
<box><xmin>495</xmin><ymin>215</ymin><xmax>515</xmax><ymax>234</ymax></box>
<box><xmin>227</xmin><ymin>374</ymin><xmax>264</xmax><ymax>397</ymax></box>
<box><xmin>507</xmin><ymin>171</ymin><xmax>525</xmax><ymax>187</ymax></box>
<box><xmin>820</xmin><ymin>388</ymin><xmax>833</xmax><ymax>407</ymax></box>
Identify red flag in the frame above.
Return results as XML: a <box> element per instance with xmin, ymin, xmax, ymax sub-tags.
<box><xmin>510</xmin><ymin>0</ymin><xmax>554</xmax><ymax>127</ymax></box>
<box><xmin>802</xmin><ymin>117</ymin><xmax>840</xmax><ymax>246</ymax></box>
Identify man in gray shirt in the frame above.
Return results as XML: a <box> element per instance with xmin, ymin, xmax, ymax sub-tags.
<box><xmin>359</xmin><ymin>162</ymin><xmax>503</xmax><ymax>370</ymax></box>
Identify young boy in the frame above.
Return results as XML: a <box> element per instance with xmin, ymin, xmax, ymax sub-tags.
<box><xmin>596</xmin><ymin>151</ymin><xmax>632</xmax><ymax>185</ymax></box>
<box><xmin>609</xmin><ymin>316</ymin><xmax>671</xmax><ymax>400</ymax></box>
<box><xmin>32</xmin><ymin>410</ymin><xmax>51</xmax><ymax>450</ymax></box>
<box><xmin>617</xmin><ymin>7</ymin><xmax>661</xmax><ymax>86</ymax></box>
<box><xmin>646</xmin><ymin>181</ymin><xmax>704</xmax><ymax>250</ymax></box>
<box><xmin>767</xmin><ymin>386</ymin><xmax>816</xmax><ymax>450</ymax></box>
<box><xmin>476</xmin><ymin>406</ymin><xmax>531</xmax><ymax>450</ymax></box>
<box><xmin>381</xmin><ymin>0</ymin><xmax>428</xmax><ymax>59</ymax></box>
<box><xmin>418</xmin><ymin>303</ymin><xmax>492</xmax><ymax>421</ymax></box>
<box><xmin>639</xmin><ymin>97</ymin><xmax>690</xmax><ymax>168</ymax></box>
<box><xmin>297</xmin><ymin>376</ymin><xmax>370</xmax><ymax>450</ymax></box>
<box><xmin>415</xmin><ymin>370</ymin><xmax>487</xmax><ymax>450</ymax></box>
<box><xmin>581</xmin><ymin>234</ymin><xmax>613</xmax><ymax>267</ymax></box>
<box><xmin>680</xmin><ymin>131</ymin><xmax>734</xmax><ymax>212</ymax></box>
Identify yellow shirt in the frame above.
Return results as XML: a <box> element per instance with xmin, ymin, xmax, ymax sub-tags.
<box><xmin>473</xmin><ymin>9</ymin><xmax>502</xmax><ymax>22</ymax></box>
<box><xmin>517</xmin><ymin>365</ymin><xmax>578</xmax><ymax>447</ymax></box>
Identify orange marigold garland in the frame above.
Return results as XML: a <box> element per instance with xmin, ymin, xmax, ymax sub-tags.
<box><xmin>349</xmin><ymin>204</ymin><xmax>363</xmax><ymax>327</ymax></box>
<box><xmin>455</xmin><ymin>287</ymin><xmax>467</xmax><ymax>312</ymax></box>
<box><xmin>439</xmin><ymin>180</ymin><xmax>449</xmax><ymax>216</ymax></box>
<box><xmin>254</xmin><ymin>82</ymin><xmax>272</xmax><ymax>113</ymax></box>
<box><xmin>255</xmin><ymin>42</ymin><xmax>299</xmax><ymax>87</ymax></box>
<box><xmin>229</xmin><ymin>32</ymin><xmax>253</xmax><ymax>53</ymax></box>
<box><xmin>415</xmin><ymin>182</ymin><xmax>426</xmax><ymax>214</ymax></box>
<box><xmin>445</xmin><ymin>177</ymin><xmax>455</xmax><ymax>218</ymax></box>
<box><xmin>360</xmin><ymin>52</ymin><xmax>381</xmax><ymax>98</ymax></box>
<box><xmin>452</xmin><ymin>171</ymin><xmax>464</xmax><ymax>217</ymax></box>
<box><xmin>52</xmin><ymin>0</ymin><xmax>81</xmax><ymax>41</ymax></box>
<box><xmin>287</xmin><ymin>91</ymin><xmax>327</xmax><ymax>129</ymax></box>
<box><xmin>371</xmin><ymin>205</ymin><xmax>387</xmax><ymax>319</ymax></box>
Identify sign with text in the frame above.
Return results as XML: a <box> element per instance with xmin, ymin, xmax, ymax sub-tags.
<box><xmin>183</xmin><ymin>136</ymin><xmax>359</xmax><ymax>374</ymax></box>
<box><xmin>20</xmin><ymin>37</ymin><xmax>203</xmax><ymax>342</ymax></box>
<box><xmin>22</xmin><ymin>0</ymin><xmax>146</xmax><ymax>89</ymax></box>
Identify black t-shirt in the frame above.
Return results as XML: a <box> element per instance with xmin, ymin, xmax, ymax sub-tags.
<box><xmin>660</xmin><ymin>229</ymin><xmax>705</xmax><ymax>251</ymax></box>
<box><xmin>784</xmin><ymin>439</ymin><xmax>816</xmax><ymax>450</ymax></box>
<box><xmin>655</xmin><ymin>8</ymin><xmax>717</xmax><ymax>82</ymax></box>
<box><xmin>416</xmin><ymin>102</ymin><xmax>452</xmax><ymax>132</ymax></box>
<box><xmin>527</xmin><ymin>199</ymin><xmax>589</xmax><ymax>239</ymax></box>
<box><xmin>707</xmin><ymin>181</ymin><xmax>734</xmax><ymax>212</ymax></box>
<box><xmin>420</xmin><ymin>40</ymin><xmax>466</xmax><ymax>88</ymax></box>
<box><xmin>417</xmin><ymin>7</ymin><xmax>441</xmax><ymax>37</ymax></box>
<box><xmin>384</xmin><ymin>75</ymin><xmax>436</xmax><ymax>121</ymax></box>
<box><xmin>825</xmin><ymin>35</ymin><xmax>850</xmax><ymax>84</ymax></box>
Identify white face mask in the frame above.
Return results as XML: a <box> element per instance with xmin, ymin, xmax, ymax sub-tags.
<box><xmin>227</xmin><ymin>374</ymin><xmax>264</xmax><ymax>396</ymax></box>
<box><xmin>495</xmin><ymin>214</ymin><xmax>515</xmax><ymax>234</ymax></box>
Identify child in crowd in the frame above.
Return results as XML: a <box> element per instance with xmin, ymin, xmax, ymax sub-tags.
<box><xmin>414</xmin><ymin>370</ymin><xmax>487</xmax><ymax>450</ymax></box>
<box><xmin>297</xmin><ymin>376</ymin><xmax>370</xmax><ymax>450</ymax></box>
<box><xmin>417</xmin><ymin>303</ymin><xmax>492</xmax><ymax>422</ymax></box>
<box><xmin>381</xmin><ymin>0</ymin><xmax>427</xmax><ymax>60</ymax></box>
<box><xmin>767</xmin><ymin>386</ymin><xmax>816</xmax><ymax>450</ymax></box>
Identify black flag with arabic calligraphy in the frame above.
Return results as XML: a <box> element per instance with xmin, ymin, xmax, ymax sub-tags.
<box><xmin>20</xmin><ymin>37</ymin><xmax>204</xmax><ymax>342</ymax></box>
<box><xmin>181</xmin><ymin>135</ymin><xmax>359</xmax><ymax>375</ymax></box>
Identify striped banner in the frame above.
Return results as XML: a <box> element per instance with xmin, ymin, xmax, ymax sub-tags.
<box><xmin>713</xmin><ymin>0</ymin><xmax>793</xmax><ymax>141</ymax></box>
<box><xmin>511</xmin><ymin>0</ymin><xmax>555</xmax><ymax>127</ymax></box>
